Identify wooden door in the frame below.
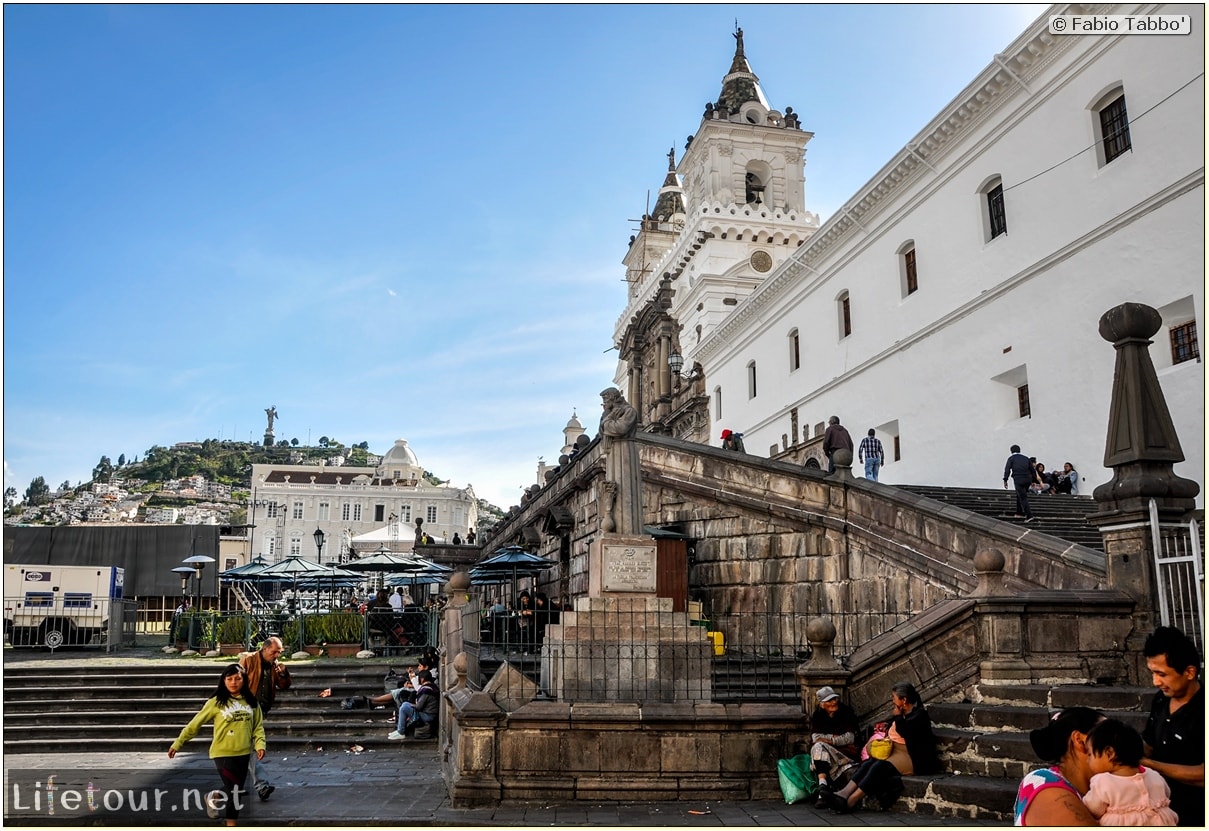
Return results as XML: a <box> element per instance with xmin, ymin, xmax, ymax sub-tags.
<box><xmin>655</xmin><ymin>538</ymin><xmax>688</xmax><ymax>613</ymax></box>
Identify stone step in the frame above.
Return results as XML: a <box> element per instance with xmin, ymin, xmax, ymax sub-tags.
<box><xmin>968</xmin><ymin>682</ymin><xmax>1154</xmax><ymax>710</ymax></box>
<box><xmin>931</xmin><ymin>701</ymin><xmax>1149</xmax><ymax>733</ymax></box>
<box><xmin>902</xmin><ymin>773</ymin><xmax>1016</xmax><ymax>821</ymax></box>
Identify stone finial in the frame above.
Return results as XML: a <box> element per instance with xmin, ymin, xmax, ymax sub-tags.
<box><xmin>451</xmin><ymin>651</ymin><xmax>468</xmax><ymax>692</ymax></box>
<box><xmin>831</xmin><ymin>448</ymin><xmax>854</xmax><ymax>479</ymax></box>
<box><xmin>1092</xmin><ymin>303</ymin><xmax>1199</xmax><ymax>520</ymax></box>
<box><xmin>805</xmin><ymin>616</ymin><xmax>840</xmax><ymax>669</ymax></box>
<box><xmin>445</xmin><ymin>571</ymin><xmax>471</xmax><ymax>608</ymax></box>
<box><xmin>971</xmin><ymin>548</ymin><xmax>1008</xmax><ymax>597</ymax></box>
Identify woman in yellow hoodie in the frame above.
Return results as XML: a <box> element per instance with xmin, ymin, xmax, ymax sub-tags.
<box><xmin>169</xmin><ymin>664</ymin><xmax>266</xmax><ymax>826</ymax></box>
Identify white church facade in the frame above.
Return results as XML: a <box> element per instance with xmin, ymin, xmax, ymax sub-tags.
<box><xmin>614</xmin><ymin>3</ymin><xmax>1204</xmax><ymax>504</ymax></box>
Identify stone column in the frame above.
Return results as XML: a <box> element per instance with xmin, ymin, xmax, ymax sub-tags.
<box><xmin>1086</xmin><ymin>303</ymin><xmax>1199</xmax><ymax>682</ymax></box>
<box><xmin>968</xmin><ymin>549</ymin><xmax>1032</xmax><ymax>684</ymax></box>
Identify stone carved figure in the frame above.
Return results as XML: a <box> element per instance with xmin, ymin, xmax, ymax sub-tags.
<box><xmin>598</xmin><ymin>388</ymin><xmax>641</xmax><ymax>535</ymax></box>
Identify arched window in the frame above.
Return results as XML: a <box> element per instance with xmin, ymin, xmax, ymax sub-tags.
<box><xmin>747</xmin><ymin>361</ymin><xmax>758</xmax><ymax>399</ymax></box>
<box><xmin>979</xmin><ymin>176</ymin><xmax>1007</xmax><ymax>241</ymax></box>
<box><xmin>745</xmin><ymin>160</ymin><xmax>772</xmax><ymax>206</ymax></box>
<box><xmin>788</xmin><ymin>328</ymin><xmax>801</xmax><ymax>371</ymax></box>
<box><xmin>837</xmin><ymin>290</ymin><xmax>852</xmax><ymax>339</ymax></box>
<box><xmin>897</xmin><ymin>240</ymin><xmax>918</xmax><ymax>297</ymax></box>
<box><xmin>1091</xmin><ymin>85</ymin><xmax>1131</xmax><ymax>166</ymax></box>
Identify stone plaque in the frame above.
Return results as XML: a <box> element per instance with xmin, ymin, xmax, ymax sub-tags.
<box><xmin>601</xmin><ymin>542</ymin><xmax>657</xmax><ymax>592</ymax></box>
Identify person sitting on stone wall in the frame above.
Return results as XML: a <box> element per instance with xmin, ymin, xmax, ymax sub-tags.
<box><xmin>808</xmin><ymin>686</ymin><xmax>861</xmax><ymax>807</ymax></box>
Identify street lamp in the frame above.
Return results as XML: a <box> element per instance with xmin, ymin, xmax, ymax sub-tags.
<box><xmin>313</xmin><ymin>527</ymin><xmax>326</xmax><ymax>561</ymax></box>
<box><xmin>668</xmin><ymin>351</ymin><xmax>701</xmax><ymax>381</ymax></box>
<box><xmin>182</xmin><ymin>554</ymin><xmax>216</xmax><ymax>611</ymax></box>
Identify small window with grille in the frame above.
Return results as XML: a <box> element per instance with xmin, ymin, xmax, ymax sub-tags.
<box><xmin>1099</xmin><ymin>94</ymin><xmax>1132</xmax><ymax>164</ymax></box>
<box><xmin>1170</xmin><ymin>321</ymin><xmax>1200</xmax><ymax>365</ymax></box>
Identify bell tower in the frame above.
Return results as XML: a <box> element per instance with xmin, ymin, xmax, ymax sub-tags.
<box><xmin>614</xmin><ymin>27</ymin><xmax>819</xmax><ymax>442</ymax></box>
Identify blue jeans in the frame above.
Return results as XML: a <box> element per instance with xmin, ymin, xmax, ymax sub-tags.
<box><xmin>864</xmin><ymin>458</ymin><xmax>881</xmax><ymax>481</ymax></box>
<box><xmin>396</xmin><ymin>701</ymin><xmax>435</xmax><ymax>734</ymax></box>
<box><xmin>248</xmin><ymin>750</ymin><xmax>270</xmax><ymax>791</ymax></box>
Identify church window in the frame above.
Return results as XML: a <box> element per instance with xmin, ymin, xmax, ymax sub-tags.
<box><xmin>838</xmin><ymin>291</ymin><xmax>852</xmax><ymax>338</ymax></box>
<box><xmin>900</xmin><ymin>243</ymin><xmax>919</xmax><ymax>296</ymax></box>
<box><xmin>747</xmin><ymin>361</ymin><xmax>757</xmax><ymax>399</ymax></box>
<box><xmin>789</xmin><ymin>329</ymin><xmax>800</xmax><ymax>372</ymax></box>
<box><xmin>893</xmin><ymin>435</ymin><xmax>902</xmax><ymax>462</ymax></box>
<box><xmin>1017</xmin><ymin>384</ymin><xmax>1031</xmax><ymax>418</ymax></box>
<box><xmin>1096</xmin><ymin>90</ymin><xmax>1131</xmax><ymax>165</ymax></box>
<box><xmin>981</xmin><ymin>177</ymin><xmax>1008</xmax><ymax>240</ymax></box>
<box><xmin>1170</xmin><ymin>320</ymin><xmax>1199</xmax><ymax>365</ymax></box>
<box><xmin>427</xmin><ymin>505</ymin><xmax>438</xmax><ymax>524</ymax></box>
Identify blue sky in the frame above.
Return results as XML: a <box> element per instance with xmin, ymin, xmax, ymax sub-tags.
<box><xmin>4</xmin><ymin>3</ymin><xmax>1047</xmax><ymax>510</ymax></box>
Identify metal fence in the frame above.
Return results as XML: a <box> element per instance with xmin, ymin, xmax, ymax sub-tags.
<box><xmin>4</xmin><ymin>595</ymin><xmax>137</xmax><ymax>651</ymax></box>
<box><xmin>1149</xmin><ymin>500</ymin><xmax>1205</xmax><ymax>655</ymax></box>
<box><xmin>461</xmin><ymin>603</ymin><xmax>853</xmax><ymax>703</ymax></box>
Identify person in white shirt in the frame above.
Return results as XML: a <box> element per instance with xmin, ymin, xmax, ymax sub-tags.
<box><xmin>388</xmin><ymin>587</ymin><xmax>404</xmax><ymax>611</ymax></box>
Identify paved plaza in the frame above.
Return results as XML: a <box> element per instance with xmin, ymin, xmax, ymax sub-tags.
<box><xmin>4</xmin><ymin>748</ymin><xmax>1005</xmax><ymax>827</ymax></box>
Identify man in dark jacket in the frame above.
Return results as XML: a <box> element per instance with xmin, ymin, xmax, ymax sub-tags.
<box><xmin>822</xmin><ymin>416</ymin><xmax>854</xmax><ymax>474</ymax></box>
<box><xmin>1002</xmin><ymin>444</ymin><xmax>1036</xmax><ymax>521</ymax></box>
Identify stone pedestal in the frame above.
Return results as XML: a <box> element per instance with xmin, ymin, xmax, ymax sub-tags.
<box><xmin>542</xmin><ymin>534</ymin><xmax>712</xmax><ymax>701</ymax></box>
<box><xmin>542</xmin><ymin>595</ymin><xmax>713</xmax><ymax>702</ymax></box>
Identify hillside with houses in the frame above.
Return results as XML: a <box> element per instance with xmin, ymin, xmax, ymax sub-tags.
<box><xmin>4</xmin><ymin>439</ymin><xmax>504</xmax><ymax>529</ymax></box>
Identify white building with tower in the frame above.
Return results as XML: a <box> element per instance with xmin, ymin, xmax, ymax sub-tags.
<box><xmin>612</xmin><ymin>4</ymin><xmax>1204</xmax><ymax>504</ymax></box>
<box><xmin>248</xmin><ymin>438</ymin><xmax>478</xmax><ymax>563</ymax></box>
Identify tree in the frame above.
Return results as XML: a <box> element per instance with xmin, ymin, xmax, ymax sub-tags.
<box><xmin>3</xmin><ymin>486</ymin><xmax>18</xmax><ymax>508</ymax></box>
<box><xmin>24</xmin><ymin>476</ymin><xmax>50</xmax><ymax>505</ymax></box>
<box><xmin>117</xmin><ymin>453</ymin><xmax>126</xmax><ymax>467</ymax></box>
<box><xmin>356</xmin><ymin>441</ymin><xmax>370</xmax><ymax>450</ymax></box>
<box><xmin>290</xmin><ymin>438</ymin><xmax>300</xmax><ymax>447</ymax></box>
<box><xmin>92</xmin><ymin>455</ymin><xmax>114</xmax><ymax>483</ymax></box>
<box><xmin>318</xmin><ymin>437</ymin><xmax>330</xmax><ymax>448</ymax></box>
<box><xmin>59</xmin><ymin>480</ymin><xmax>72</xmax><ymax>492</ymax></box>
<box><xmin>277</xmin><ymin>440</ymin><xmax>290</xmax><ymax>448</ymax></box>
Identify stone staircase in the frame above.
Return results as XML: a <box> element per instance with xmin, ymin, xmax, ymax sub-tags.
<box><xmin>4</xmin><ymin>658</ymin><xmax>1160</xmax><ymax>820</ymax></box>
<box><xmin>897</xmin><ymin>682</ymin><xmax>1153</xmax><ymax>820</ymax></box>
<box><xmin>3</xmin><ymin>659</ymin><xmax>430</xmax><ymax>755</ymax></box>
<box><xmin>898</xmin><ymin>485</ymin><xmax>1105</xmax><ymax>551</ymax></box>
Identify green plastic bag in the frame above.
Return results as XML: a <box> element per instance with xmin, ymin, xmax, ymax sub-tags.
<box><xmin>777</xmin><ymin>753</ymin><xmax>818</xmax><ymax>805</ymax></box>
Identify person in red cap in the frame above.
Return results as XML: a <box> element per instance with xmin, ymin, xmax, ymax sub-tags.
<box><xmin>721</xmin><ymin>429</ymin><xmax>745</xmax><ymax>452</ymax></box>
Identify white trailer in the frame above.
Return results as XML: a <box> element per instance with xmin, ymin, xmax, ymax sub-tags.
<box><xmin>4</xmin><ymin>564</ymin><xmax>125</xmax><ymax>648</ymax></box>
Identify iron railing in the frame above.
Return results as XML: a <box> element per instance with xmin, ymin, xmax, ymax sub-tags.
<box><xmin>1149</xmin><ymin>500</ymin><xmax>1205</xmax><ymax>655</ymax></box>
<box><xmin>460</xmin><ymin>602</ymin><xmax>886</xmax><ymax>703</ymax></box>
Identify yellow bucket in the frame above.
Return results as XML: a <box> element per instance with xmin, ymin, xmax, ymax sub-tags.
<box><xmin>707</xmin><ymin>630</ymin><xmax>725</xmax><ymax>656</ymax></box>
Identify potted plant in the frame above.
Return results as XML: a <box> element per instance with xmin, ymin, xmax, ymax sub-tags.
<box><xmin>314</xmin><ymin>612</ymin><xmax>365</xmax><ymax>657</ymax></box>
<box><xmin>215</xmin><ymin>616</ymin><xmax>249</xmax><ymax>654</ymax></box>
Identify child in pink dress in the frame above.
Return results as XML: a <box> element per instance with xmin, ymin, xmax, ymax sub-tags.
<box><xmin>1082</xmin><ymin>718</ymin><xmax>1178</xmax><ymax>826</ymax></box>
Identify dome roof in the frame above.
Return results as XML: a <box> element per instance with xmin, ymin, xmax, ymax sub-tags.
<box><xmin>381</xmin><ymin>439</ymin><xmax>420</xmax><ymax>469</ymax></box>
<box><xmin>565</xmin><ymin>411</ymin><xmax>583</xmax><ymax>431</ymax></box>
